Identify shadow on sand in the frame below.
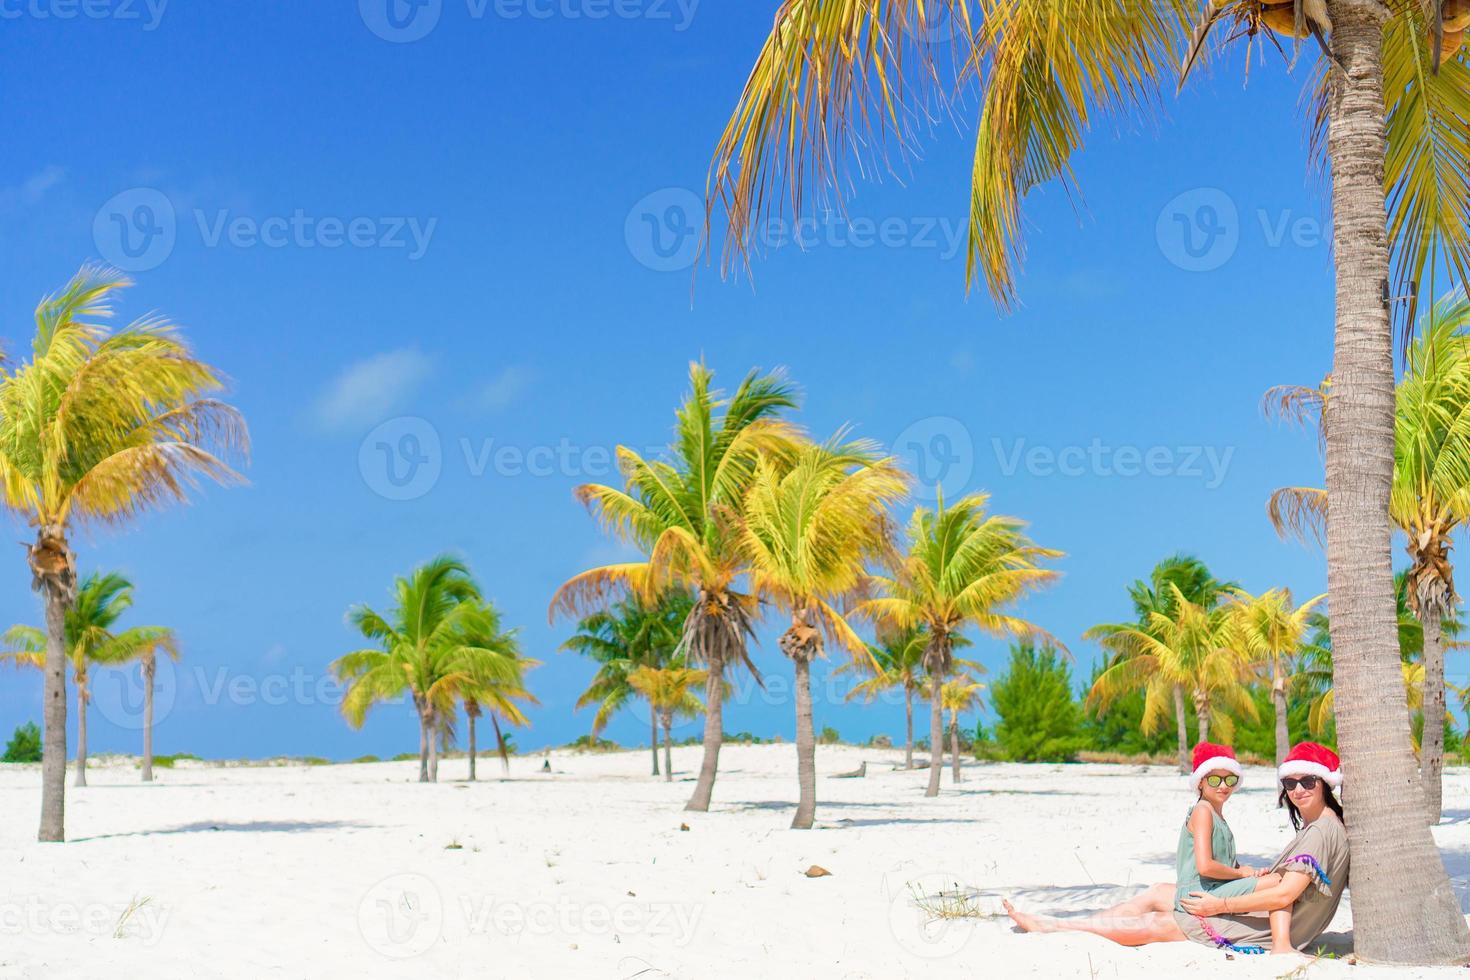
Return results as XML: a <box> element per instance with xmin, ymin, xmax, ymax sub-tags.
<box><xmin>72</xmin><ymin>819</ymin><xmax>370</xmax><ymax>842</ymax></box>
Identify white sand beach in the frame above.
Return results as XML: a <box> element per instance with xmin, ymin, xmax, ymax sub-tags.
<box><xmin>4</xmin><ymin>744</ymin><xmax>1469</xmax><ymax>979</ymax></box>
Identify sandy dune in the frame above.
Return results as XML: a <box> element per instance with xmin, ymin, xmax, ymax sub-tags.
<box><xmin>3</xmin><ymin>744</ymin><xmax>1469</xmax><ymax>978</ymax></box>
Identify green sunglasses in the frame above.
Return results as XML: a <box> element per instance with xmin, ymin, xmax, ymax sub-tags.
<box><xmin>1204</xmin><ymin>774</ymin><xmax>1240</xmax><ymax>788</ymax></box>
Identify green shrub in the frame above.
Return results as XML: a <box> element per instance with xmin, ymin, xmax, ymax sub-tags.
<box><xmin>390</xmin><ymin>752</ymin><xmax>418</xmax><ymax>762</ymax></box>
<box><xmin>568</xmin><ymin>734</ymin><xmax>619</xmax><ymax>753</ymax></box>
<box><xmin>992</xmin><ymin>642</ymin><xmax>1085</xmax><ymax>762</ymax></box>
<box><xmin>151</xmin><ymin>752</ymin><xmax>200</xmax><ymax>769</ymax></box>
<box><xmin>3</xmin><ymin>722</ymin><xmax>42</xmax><ymax>763</ymax></box>
<box><xmin>817</xmin><ymin>726</ymin><xmax>841</xmax><ymax>745</ymax></box>
<box><xmin>352</xmin><ymin>754</ymin><xmax>382</xmax><ymax>764</ymax></box>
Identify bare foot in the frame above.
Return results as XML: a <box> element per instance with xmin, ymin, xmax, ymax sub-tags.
<box><xmin>1003</xmin><ymin>899</ymin><xmax>1053</xmax><ymax>934</ymax></box>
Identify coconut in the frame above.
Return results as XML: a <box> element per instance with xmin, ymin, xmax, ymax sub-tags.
<box><xmin>1444</xmin><ymin>0</ymin><xmax>1470</xmax><ymax>33</ymax></box>
<box><xmin>1261</xmin><ymin>2</ymin><xmax>1311</xmax><ymax>39</ymax></box>
<box><xmin>1438</xmin><ymin>28</ymin><xmax>1465</xmax><ymax>65</ymax></box>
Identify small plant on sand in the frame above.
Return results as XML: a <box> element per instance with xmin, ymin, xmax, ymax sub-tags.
<box><xmin>908</xmin><ymin>880</ymin><xmax>984</xmax><ymax>920</ymax></box>
<box><xmin>112</xmin><ymin>896</ymin><xmax>153</xmax><ymax>939</ymax></box>
<box><xmin>3</xmin><ymin>722</ymin><xmax>42</xmax><ymax>763</ymax></box>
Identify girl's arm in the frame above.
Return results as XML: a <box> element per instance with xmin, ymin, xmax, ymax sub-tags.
<box><xmin>1181</xmin><ymin>870</ymin><xmax>1313</xmax><ymax>916</ymax></box>
<box><xmin>1189</xmin><ymin>803</ymin><xmax>1252</xmax><ymax>880</ymax></box>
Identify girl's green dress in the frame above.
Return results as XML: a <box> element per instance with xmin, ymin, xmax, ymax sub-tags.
<box><xmin>1173</xmin><ymin>801</ymin><xmax>1258</xmax><ymax>913</ymax></box>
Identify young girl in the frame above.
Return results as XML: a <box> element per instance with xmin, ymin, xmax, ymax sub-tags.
<box><xmin>1172</xmin><ymin>742</ymin><xmax>1276</xmax><ymax>914</ymax></box>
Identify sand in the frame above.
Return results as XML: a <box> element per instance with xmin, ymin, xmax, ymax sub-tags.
<box><xmin>3</xmin><ymin>744</ymin><xmax>1469</xmax><ymax>979</ymax></box>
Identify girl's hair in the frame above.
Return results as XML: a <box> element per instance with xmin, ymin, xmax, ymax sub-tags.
<box><xmin>1278</xmin><ymin>782</ymin><xmax>1346</xmax><ymax>830</ymax></box>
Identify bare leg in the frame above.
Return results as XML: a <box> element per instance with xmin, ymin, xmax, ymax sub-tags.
<box><xmin>1003</xmin><ymin>900</ymin><xmax>1188</xmax><ymax>947</ymax></box>
<box><xmin>1096</xmin><ymin>882</ymin><xmax>1176</xmax><ymax>918</ymax></box>
<box><xmin>1268</xmin><ymin>907</ymin><xmax>1294</xmax><ymax>954</ymax></box>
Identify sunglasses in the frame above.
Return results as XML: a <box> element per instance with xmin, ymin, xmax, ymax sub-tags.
<box><xmin>1204</xmin><ymin>774</ymin><xmax>1240</xmax><ymax>788</ymax></box>
<box><xmin>1281</xmin><ymin>775</ymin><xmax>1321</xmax><ymax>792</ymax></box>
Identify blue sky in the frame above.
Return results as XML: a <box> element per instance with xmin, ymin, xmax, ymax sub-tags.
<box><xmin>0</xmin><ymin>3</ymin><xmax>1383</xmax><ymax>760</ymax></box>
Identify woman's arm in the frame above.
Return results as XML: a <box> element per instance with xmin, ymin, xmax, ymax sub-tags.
<box><xmin>1180</xmin><ymin>870</ymin><xmax>1313</xmax><ymax>916</ymax></box>
<box><xmin>1189</xmin><ymin>803</ymin><xmax>1252</xmax><ymax>880</ymax></box>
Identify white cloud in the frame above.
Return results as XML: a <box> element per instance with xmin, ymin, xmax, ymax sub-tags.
<box><xmin>312</xmin><ymin>349</ymin><xmax>433</xmax><ymax>431</ymax></box>
<box><xmin>467</xmin><ymin>365</ymin><xmax>533</xmax><ymax>412</ymax></box>
<box><xmin>0</xmin><ymin>166</ymin><xmax>64</xmax><ymax>212</ymax></box>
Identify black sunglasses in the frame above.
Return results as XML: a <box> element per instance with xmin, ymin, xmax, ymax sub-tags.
<box><xmin>1281</xmin><ymin>775</ymin><xmax>1321</xmax><ymax>791</ymax></box>
<box><xmin>1204</xmin><ymin>774</ymin><xmax>1239</xmax><ymax>788</ymax></box>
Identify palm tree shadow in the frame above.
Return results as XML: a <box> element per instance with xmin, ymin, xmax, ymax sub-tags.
<box><xmin>73</xmin><ymin>819</ymin><xmax>370</xmax><ymax>842</ymax></box>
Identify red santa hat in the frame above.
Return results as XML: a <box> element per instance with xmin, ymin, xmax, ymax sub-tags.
<box><xmin>1189</xmin><ymin>742</ymin><xmax>1242</xmax><ymax>790</ymax></box>
<box><xmin>1278</xmin><ymin>741</ymin><xmax>1343</xmax><ymax>789</ymax></box>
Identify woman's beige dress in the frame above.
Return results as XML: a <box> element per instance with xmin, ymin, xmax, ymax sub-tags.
<box><xmin>1173</xmin><ymin>810</ymin><xmax>1349</xmax><ymax>952</ymax></box>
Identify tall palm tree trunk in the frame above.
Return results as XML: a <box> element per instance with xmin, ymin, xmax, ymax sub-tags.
<box><xmin>1173</xmin><ymin>685</ymin><xmax>1189</xmax><ymax>773</ymax></box>
<box><xmin>1421</xmin><ymin>603</ymin><xmax>1446</xmax><ymax>823</ymax></box>
<box><xmin>791</xmin><ymin>652</ymin><xmax>817</xmax><ymax>830</ymax></box>
<box><xmin>685</xmin><ymin>663</ymin><xmax>724</xmax><ymax>812</ymax></box>
<box><xmin>925</xmin><ymin>682</ymin><xmax>944</xmax><ymax>797</ymax></box>
<box><xmin>1323</xmin><ymin>0</ymin><xmax>1470</xmax><ymax>961</ymax></box>
<box><xmin>904</xmin><ymin>685</ymin><xmax>915</xmax><ymax>769</ymax></box>
<box><xmin>74</xmin><ymin>681</ymin><xmax>87</xmax><ymax>788</ymax></box>
<box><xmin>1272</xmin><ymin>661</ymin><xmax>1290</xmax><ymax>769</ymax></box>
<box><xmin>1193</xmin><ymin>690</ymin><xmax>1210</xmax><ymax>746</ymax></box>
<box><xmin>949</xmin><ymin>712</ymin><xmax>960</xmax><ymax>784</ymax></box>
<box><xmin>427</xmin><ymin>711</ymin><xmax>440</xmax><ymax>783</ymax></box>
<box><xmin>416</xmin><ymin>702</ymin><xmax>430</xmax><ymax>783</ymax></box>
<box><xmin>662</xmin><ymin>711</ymin><xmax>673</xmax><ymax>783</ymax></box>
<box><xmin>651</xmin><ymin>703</ymin><xmax>661</xmax><ymax>776</ymax></box>
<box><xmin>141</xmin><ymin>655</ymin><xmax>155</xmax><ymax>783</ymax></box>
<box><xmin>39</xmin><ymin>581</ymin><xmax>69</xmax><ymax>842</ymax></box>
<box><xmin>467</xmin><ymin>711</ymin><xmax>478</xmax><ymax>782</ymax></box>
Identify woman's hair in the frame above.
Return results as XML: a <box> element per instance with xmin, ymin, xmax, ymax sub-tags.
<box><xmin>1278</xmin><ymin>781</ymin><xmax>1345</xmax><ymax>830</ymax></box>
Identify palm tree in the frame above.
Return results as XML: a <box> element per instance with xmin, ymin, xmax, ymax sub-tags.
<box><xmin>1227</xmin><ymin>588</ymin><xmax>1328</xmax><ymax>766</ymax></box>
<box><xmin>1121</xmin><ymin>555</ymin><xmax>1236</xmax><ymax>771</ymax></box>
<box><xmin>939</xmin><ymin>678</ymin><xmax>985</xmax><ymax>784</ymax></box>
<box><xmin>706</xmin><ymin>1</ymin><xmax>1470</xmax><ymax>960</ymax></box>
<box><xmin>628</xmin><ymin>664</ymin><xmax>708</xmax><ymax>781</ymax></box>
<box><xmin>857</xmin><ymin>493</ymin><xmax>1062</xmax><ymax>798</ymax></box>
<box><xmin>137</xmin><ymin>638</ymin><xmax>181</xmax><ymax>783</ymax></box>
<box><xmin>2</xmin><ymin>571</ymin><xmax>178</xmax><ymax>787</ymax></box>
<box><xmin>550</xmin><ymin>363</ymin><xmax>801</xmax><ymax>811</ymax></box>
<box><xmin>733</xmin><ymin>438</ymin><xmax>909</xmax><ymax>828</ymax></box>
<box><xmin>455</xmin><ymin>598</ymin><xmax>539</xmax><ymax>781</ymax></box>
<box><xmin>1087</xmin><ymin>583</ymin><xmax>1259</xmax><ymax>746</ymax></box>
<box><xmin>332</xmin><ymin>556</ymin><xmax>522</xmax><ymax>783</ymax></box>
<box><xmin>842</xmin><ymin>625</ymin><xmax>976</xmax><ymax>769</ymax></box>
<box><xmin>1272</xmin><ymin>289</ymin><xmax>1470</xmax><ymax>821</ymax></box>
<box><xmin>0</xmin><ymin>266</ymin><xmax>247</xmax><ymax>841</ymax></box>
<box><xmin>562</xmin><ymin>592</ymin><xmax>692</xmax><ymax>775</ymax></box>
<box><xmin>1302</xmin><ymin>583</ymin><xmax>1450</xmax><ymax>744</ymax></box>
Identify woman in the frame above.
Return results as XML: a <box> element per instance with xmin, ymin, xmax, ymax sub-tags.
<box><xmin>1004</xmin><ymin>741</ymin><xmax>1349</xmax><ymax>954</ymax></box>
